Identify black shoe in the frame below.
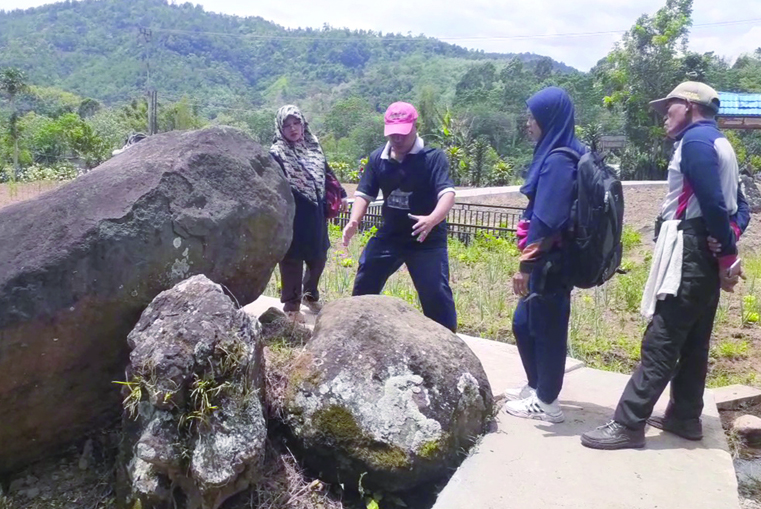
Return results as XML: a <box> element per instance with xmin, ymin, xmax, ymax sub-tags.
<box><xmin>581</xmin><ymin>421</ymin><xmax>646</xmax><ymax>450</ymax></box>
<box><xmin>647</xmin><ymin>415</ymin><xmax>703</xmax><ymax>441</ymax></box>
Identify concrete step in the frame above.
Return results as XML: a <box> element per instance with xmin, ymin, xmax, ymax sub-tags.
<box><xmin>434</xmin><ymin>366</ymin><xmax>739</xmax><ymax>509</ymax></box>
<box><xmin>713</xmin><ymin>384</ymin><xmax>761</xmax><ymax>411</ymax></box>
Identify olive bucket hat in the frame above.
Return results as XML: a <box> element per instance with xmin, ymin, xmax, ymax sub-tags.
<box><xmin>649</xmin><ymin>81</ymin><xmax>721</xmax><ymax>116</ymax></box>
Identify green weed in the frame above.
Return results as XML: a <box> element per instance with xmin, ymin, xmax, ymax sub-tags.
<box><xmin>707</xmin><ymin>369</ymin><xmax>758</xmax><ymax>388</ymax></box>
<box><xmin>621</xmin><ymin>225</ymin><xmax>642</xmax><ymax>252</ymax></box>
<box><xmin>742</xmin><ymin>294</ymin><xmax>760</xmax><ymax>326</ymax></box>
<box><xmin>180</xmin><ymin>375</ymin><xmax>232</xmax><ymax>432</ymax></box>
<box><xmin>113</xmin><ymin>378</ymin><xmax>144</xmax><ymax>419</ymax></box>
<box><xmin>711</xmin><ymin>339</ymin><xmax>750</xmax><ymax>360</ymax></box>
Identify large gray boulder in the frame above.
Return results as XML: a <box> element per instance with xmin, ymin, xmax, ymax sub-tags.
<box><xmin>281</xmin><ymin>295</ymin><xmax>493</xmax><ymax>492</ymax></box>
<box><xmin>0</xmin><ymin>126</ymin><xmax>293</xmax><ymax>473</ymax></box>
<box><xmin>118</xmin><ymin>275</ymin><xmax>266</xmax><ymax>509</ymax></box>
<box><xmin>741</xmin><ymin>175</ymin><xmax>761</xmax><ymax>213</ymax></box>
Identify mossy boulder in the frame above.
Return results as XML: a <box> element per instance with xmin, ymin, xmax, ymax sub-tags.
<box><xmin>117</xmin><ymin>275</ymin><xmax>266</xmax><ymax>509</ymax></box>
<box><xmin>281</xmin><ymin>295</ymin><xmax>493</xmax><ymax>492</ymax></box>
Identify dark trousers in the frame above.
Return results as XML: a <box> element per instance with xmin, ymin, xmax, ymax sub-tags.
<box><xmin>512</xmin><ymin>271</ymin><xmax>572</xmax><ymax>404</ymax></box>
<box><xmin>352</xmin><ymin>238</ymin><xmax>458</xmax><ymax>332</ymax></box>
<box><xmin>614</xmin><ymin>225</ymin><xmax>720</xmax><ymax>430</ymax></box>
<box><xmin>279</xmin><ymin>257</ymin><xmax>327</xmax><ymax>312</ymax></box>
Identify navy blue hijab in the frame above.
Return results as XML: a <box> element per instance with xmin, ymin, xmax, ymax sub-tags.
<box><xmin>520</xmin><ymin>87</ymin><xmax>585</xmax><ymax>198</ymax></box>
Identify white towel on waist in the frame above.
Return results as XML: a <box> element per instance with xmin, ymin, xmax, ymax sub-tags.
<box><xmin>640</xmin><ymin>220</ymin><xmax>683</xmax><ymax>319</ymax></box>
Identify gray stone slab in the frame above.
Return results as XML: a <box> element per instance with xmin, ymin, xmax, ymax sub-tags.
<box><xmin>457</xmin><ymin>333</ymin><xmax>585</xmax><ymax>395</ymax></box>
<box><xmin>713</xmin><ymin>384</ymin><xmax>761</xmax><ymax>410</ymax></box>
<box><xmin>434</xmin><ymin>367</ymin><xmax>739</xmax><ymax>509</ymax></box>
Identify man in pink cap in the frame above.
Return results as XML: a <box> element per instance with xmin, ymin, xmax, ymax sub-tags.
<box><xmin>342</xmin><ymin>101</ymin><xmax>457</xmax><ymax>331</ymax></box>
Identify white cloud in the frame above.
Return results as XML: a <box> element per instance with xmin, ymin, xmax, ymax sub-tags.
<box><xmin>2</xmin><ymin>0</ymin><xmax>760</xmax><ymax>70</ymax></box>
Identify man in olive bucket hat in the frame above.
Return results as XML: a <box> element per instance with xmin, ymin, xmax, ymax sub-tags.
<box><xmin>582</xmin><ymin>81</ymin><xmax>750</xmax><ymax>450</ymax></box>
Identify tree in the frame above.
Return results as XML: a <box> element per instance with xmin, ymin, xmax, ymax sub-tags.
<box><xmin>160</xmin><ymin>97</ymin><xmax>205</xmax><ymax>132</ymax></box>
<box><xmin>416</xmin><ymin>85</ymin><xmax>441</xmax><ymax>139</ymax></box>
<box><xmin>733</xmin><ymin>49</ymin><xmax>761</xmax><ymax>92</ymax></box>
<box><xmin>533</xmin><ymin>57</ymin><xmax>554</xmax><ymax>82</ymax></box>
<box><xmin>0</xmin><ymin>67</ymin><xmax>29</xmax><ymax>171</ymax></box>
<box><xmin>454</xmin><ymin>62</ymin><xmax>497</xmax><ymax>106</ymax></box>
<box><xmin>596</xmin><ymin>0</ymin><xmax>693</xmax><ymax>179</ymax></box>
<box><xmin>469</xmin><ymin>137</ymin><xmax>489</xmax><ymax>186</ymax></box>
<box><xmin>23</xmin><ymin>112</ymin><xmax>108</xmax><ymax>168</ymax></box>
<box><xmin>323</xmin><ymin>96</ymin><xmax>372</xmax><ymax>139</ymax></box>
<box><xmin>78</xmin><ymin>98</ymin><xmax>102</xmax><ymax>119</ymax></box>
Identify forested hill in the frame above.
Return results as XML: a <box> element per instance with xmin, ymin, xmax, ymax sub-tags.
<box><xmin>0</xmin><ymin>0</ymin><xmax>575</xmax><ymax>108</ymax></box>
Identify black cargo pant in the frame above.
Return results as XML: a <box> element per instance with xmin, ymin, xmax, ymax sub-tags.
<box><xmin>614</xmin><ymin>219</ymin><xmax>720</xmax><ymax>430</ymax></box>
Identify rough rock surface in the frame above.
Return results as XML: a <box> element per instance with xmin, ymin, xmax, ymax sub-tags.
<box><xmin>0</xmin><ymin>126</ymin><xmax>293</xmax><ymax>473</ymax></box>
<box><xmin>118</xmin><ymin>275</ymin><xmax>266</xmax><ymax>509</ymax></box>
<box><xmin>741</xmin><ymin>175</ymin><xmax>761</xmax><ymax>213</ymax></box>
<box><xmin>281</xmin><ymin>295</ymin><xmax>493</xmax><ymax>492</ymax></box>
<box><xmin>734</xmin><ymin>414</ymin><xmax>761</xmax><ymax>444</ymax></box>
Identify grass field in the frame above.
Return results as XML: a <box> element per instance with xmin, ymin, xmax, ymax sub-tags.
<box><xmin>264</xmin><ymin>223</ymin><xmax>761</xmax><ymax>389</ymax></box>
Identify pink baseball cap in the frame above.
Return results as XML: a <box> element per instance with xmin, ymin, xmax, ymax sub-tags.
<box><xmin>384</xmin><ymin>102</ymin><xmax>418</xmax><ymax>136</ymax></box>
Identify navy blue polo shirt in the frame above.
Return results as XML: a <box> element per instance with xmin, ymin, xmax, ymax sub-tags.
<box><xmin>356</xmin><ymin>138</ymin><xmax>455</xmax><ymax>249</ymax></box>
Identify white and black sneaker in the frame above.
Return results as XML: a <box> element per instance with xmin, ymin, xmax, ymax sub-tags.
<box><xmin>504</xmin><ymin>394</ymin><xmax>565</xmax><ymax>423</ymax></box>
<box><xmin>502</xmin><ymin>384</ymin><xmax>536</xmax><ymax>402</ymax></box>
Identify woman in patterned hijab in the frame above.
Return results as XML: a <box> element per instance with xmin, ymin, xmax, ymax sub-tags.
<box><xmin>270</xmin><ymin>105</ymin><xmax>346</xmax><ymax>322</ymax></box>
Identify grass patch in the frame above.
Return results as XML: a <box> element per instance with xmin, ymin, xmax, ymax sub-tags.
<box><xmin>711</xmin><ymin>339</ymin><xmax>750</xmax><ymax>360</ymax></box>
<box><xmin>621</xmin><ymin>225</ymin><xmax>642</xmax><ymax>251</ymax></box>
<box><xmin>263</xmin><ymin>226</ymin><xmax>761</xmax><ymax>388</ymax></box>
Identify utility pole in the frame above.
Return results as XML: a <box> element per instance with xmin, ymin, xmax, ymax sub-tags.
<box><xmin>149</xmin><ymin>90</ymin><xmax>158</xmax><ymax>135</ymax></box>
<box><xmin>139</xmin><ymin>28</ymin><xmax>158</xmax><ymax>135</ymax></box>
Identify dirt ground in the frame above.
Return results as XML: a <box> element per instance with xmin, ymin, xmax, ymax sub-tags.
<box><xmin>459</xmin><ymin>185</ymin><xmax>761</xmax><ymax>254</ymax></box>
<box><xmin>0</xmin><ymin>181</ymin><xmax>67</xmax><ymax>210</ymax></box>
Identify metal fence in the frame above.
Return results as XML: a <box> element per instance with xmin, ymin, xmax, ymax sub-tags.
<box><xmin>331</xmin><ymin>201</ymin><xmax>525</xmax><ymax>243</ymax></box>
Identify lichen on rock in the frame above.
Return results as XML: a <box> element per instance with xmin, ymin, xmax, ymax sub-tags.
<box><xmin>281</xmin><ymin>295</ymin><xmax>493</xmax><ymax>493</ymax></box>
<box><xmin>118</xmin><ymin>275</ymin><xmax>266</xmax><ymax>509</ymax></box>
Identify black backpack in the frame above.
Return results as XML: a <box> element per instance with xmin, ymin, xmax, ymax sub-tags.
<box><xmin>552</xmin><ymin>148</ymin><xmax>624</xmax><ymax>289</ymax></box>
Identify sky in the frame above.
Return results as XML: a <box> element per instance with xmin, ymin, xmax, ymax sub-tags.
<box><xmin>2</xmin><ymin>0</ymin><xmax>761</xmax><ymax>71</ymax></box>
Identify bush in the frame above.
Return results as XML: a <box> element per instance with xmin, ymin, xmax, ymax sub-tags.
<box><xmin>328</xmin><ymin>158</ymin><xmax>366</xmax><ymax>184</ymax></box>
<box><xmin>488</xmin><ymin>159</ymin><xmax>514</xmax><ymax>186</ymax></box>
<box><xmin>0</xmin><ymin>163</ymin><xmax>79</xmax><ymax>183</ymax></box>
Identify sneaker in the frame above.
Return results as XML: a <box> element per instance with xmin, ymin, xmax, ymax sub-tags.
<box><xmin>284</xmin><ymin>311</ymin><xmax>306</xmax><ymax>323</ymax></box>
<box><xmin>647</xmin><ymin>415</ymin><xmax>703</xmax><ymax>441</ymax></box>
<box><xmin>581</xmin><ymin>421</ymin><xmax>645</xmax><ymax>450</ymax></box>
<box><xmin>503</xmin><ymin>394</ymin><xmax>564</xmax><ymax>423</ymax></box>
<box><xmin>301</xmin><ymin>296</ymin><xmax>323</xmax><ymax>314</ymax></box>
<box><xmin>502</xmin><ymin>384</ymin><xmax>536</xmax><ymax>402</ymax></box>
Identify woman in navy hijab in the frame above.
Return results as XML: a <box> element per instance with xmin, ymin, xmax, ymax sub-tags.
<box><xmin>503</xmin><ymin>87</ymin><xmax>585</xmax><ymax>423</ymax></box>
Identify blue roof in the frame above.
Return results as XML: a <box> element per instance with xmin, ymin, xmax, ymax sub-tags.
<box><xmin>718</xmin><ymin>92</ymin><xmax>761</xmax><ymax>117</ymax></box>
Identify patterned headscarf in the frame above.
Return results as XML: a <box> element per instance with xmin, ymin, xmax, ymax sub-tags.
<box><xmin>270</xmin><ymin>105</ymin><xmax>326</xmax><ymax>206</ymax></box>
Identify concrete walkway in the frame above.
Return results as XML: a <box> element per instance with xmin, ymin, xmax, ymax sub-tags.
<box><xmin>454</xmin><ymin>180</ymin><xmax>668</xmax><ymax>201</ymax></box>
<box><xmin>347</xmin><ymin>181</ymin><xmax>668</xmax><ymax>205</ymax></box>
<box><xmin>435</xmin><ymin>334</ymin><xmax>739</xmax><ymax>509</ymax></box>
<box><xmin>244</xmin><ymin>296</ymin><xmax>739</xmax><ymax>509</ymax></box>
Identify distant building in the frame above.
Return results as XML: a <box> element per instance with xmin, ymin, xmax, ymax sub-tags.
<box><xmin>718</xmin><ymin>92</ymin><xmax>761</xmax><ymax>130</ymax></box>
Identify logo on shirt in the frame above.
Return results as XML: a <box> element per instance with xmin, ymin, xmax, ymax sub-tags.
<box><xmin>387</xmin><ymin>189</ymin><xmax>412</xmax><ymax>210</ymax></box>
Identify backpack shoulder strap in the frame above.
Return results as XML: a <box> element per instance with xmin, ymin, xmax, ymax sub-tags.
<box><xmin>549</xmin><ymin>147</ymin><xmax>581</xmax><ymax>160</ymax></box>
